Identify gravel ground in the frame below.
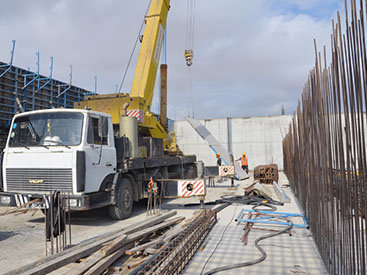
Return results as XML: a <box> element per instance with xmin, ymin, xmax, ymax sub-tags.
<box><xmin>0</xmin><ymin>172</ymin><xmax>327</xmax><ymax>274</ymax></box>
<box><xmin>0</xmin><ymin>188</ymin><xmax>203</xmax><ymax>273</ymax></box>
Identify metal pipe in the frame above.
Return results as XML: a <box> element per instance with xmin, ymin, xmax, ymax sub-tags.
<box><xmin>160</xmin><ymin>64</ymin><xmax>168</xmax><ymax>131</ymax></box>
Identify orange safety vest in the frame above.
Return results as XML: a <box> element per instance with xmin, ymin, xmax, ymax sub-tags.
<box><xmin>241</xmin><ymin>156</ymin><xmax>248</xmax><ymax>166</ymax></box>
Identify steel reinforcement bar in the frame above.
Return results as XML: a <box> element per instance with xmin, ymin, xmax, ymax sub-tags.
<box><xmin>138</xmin><ymin>209</ymin><xmax>217</xmax><ymax>275</ymax></box>
<box><xmin>283</xmin><ymin>0</ymin><xmax>367</xmax><ymax>274</ymax></box>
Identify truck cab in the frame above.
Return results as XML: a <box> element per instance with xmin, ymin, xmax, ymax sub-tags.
<box><xmin>1</xmin><ymin>109</ymin><xmax>116</xmax><ymax>207</ymax></box>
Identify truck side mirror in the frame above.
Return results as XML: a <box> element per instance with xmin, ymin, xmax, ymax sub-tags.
<box><xmin>98</xmin><ymin>117</ymin><xmax>108</xmax><ymax>138</ymax></box>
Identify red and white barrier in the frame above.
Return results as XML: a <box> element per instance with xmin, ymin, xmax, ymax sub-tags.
<box><xmin>127</xmin><ymin>109</ymin><xmax>144</xmax><ymax>124</ymax></box>
<box><xmin>177</xmin><ymin>180</ymin><xmax>205</xmax><ymax>197</ymax></box>
<box><xmin>219</xmin><ymin>166</ymin><xmax>235</xmax><ymax>176</ymax></box>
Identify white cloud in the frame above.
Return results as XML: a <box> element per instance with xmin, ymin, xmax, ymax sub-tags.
<box><xmin>0</xmin><ymin>0</ymin><xmax>342</xmax><ymax>120</ymax></box>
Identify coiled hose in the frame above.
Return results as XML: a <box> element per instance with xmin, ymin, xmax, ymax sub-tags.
<box><xmin>203</xmin><ymin>219</ymin><xmax>293</xmax><ymax>274</ymax></box>
<box><xmin>201</xmin><ymin>190</ymin><xmax>292</xmax><ymax>275</ymax></box>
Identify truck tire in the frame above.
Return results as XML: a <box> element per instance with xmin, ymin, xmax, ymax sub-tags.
<box><xmin>108</xmin><ymin>178</ymin><xmax>133</xmax><ymax>220</ymax></box>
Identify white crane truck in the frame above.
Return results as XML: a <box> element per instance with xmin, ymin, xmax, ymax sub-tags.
<box><xmin>0</xmin><ymin>0</ymin><xmax>203</xmax><ymax>219</ymax></box>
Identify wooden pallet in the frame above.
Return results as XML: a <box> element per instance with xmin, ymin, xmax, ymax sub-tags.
<box><xmin>253</xmin><ymin>164</ymin><xmax>279</xmax><ymax>184</ymax></box>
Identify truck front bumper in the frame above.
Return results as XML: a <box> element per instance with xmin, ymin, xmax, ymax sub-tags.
<box><xmin>0</xmin><ymin>192</ymin><xmax>111</xmax><ymax>210</ymax></box>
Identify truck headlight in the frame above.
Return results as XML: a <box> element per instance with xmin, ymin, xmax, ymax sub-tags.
<box><xmin>69</xmin><ymin>199</ymin><xmax>78</xmax><ymax>207</ymax></box>
<box><xmin>0</xmin><ymin>196</ymin><xmax>11</xmax><ymax>204</ymax></box>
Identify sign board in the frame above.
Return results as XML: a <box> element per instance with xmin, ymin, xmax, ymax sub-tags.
<box><xmin>177</xmin><ymin>180</ymin><xmax>205</xmax><ymax>197</ymax></box>
<box><xmin>219</xmin><ymin>166</ymin><xmax>235</xmax><ymax>176</ymax></box>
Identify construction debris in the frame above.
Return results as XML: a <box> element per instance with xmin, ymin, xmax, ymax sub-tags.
<box><xmin>6</xmin><ymin>210</ymin><xmax>219</xmax><ymax>275</ymax></box>
<box><xmin>0</xmin><ymin>198</ymin><xmax>41</xmax><ymax>216</ymax></box>
<box><xmin>253</xmin><ymin>164</ymin><xmax>279</xmax><ymax>184</ymax></box>
<box><xmin>236</xmin><ymin>209</ymin><xmax>309</xmax><ymax>228</ymax></box>
<box><xmin>240</xmin><ymin>212</ymin><xmax>259</xmax><ymax>245</ymax></box>
<box><xmin>272</xmin><ymin>181</ymin><xmax>290</xmax><ymax>203</ymax></box>
<box><xmin>7</xmin><ymin>210</ymin><xmax>178</xmax><ymax>275</ymax></box>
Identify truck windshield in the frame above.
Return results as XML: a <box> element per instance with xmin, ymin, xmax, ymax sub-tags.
<box><xmin>8</xmin><ymin>112</ymin><xmax>84</xmax><ymax>147</ymax></box>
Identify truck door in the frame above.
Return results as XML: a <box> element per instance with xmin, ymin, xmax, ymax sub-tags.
<box><xmin>83</xmin><ymin>115</ymin><xmax>115</xmax><ymax>193</ymax></box>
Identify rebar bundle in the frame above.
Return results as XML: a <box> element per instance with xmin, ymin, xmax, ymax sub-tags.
<box><xmin>283</xmin><ymin>1</ymin><xmax>367</xmax><ymax>273</ymax></box>
<box><xmin>138</xmin><ymin>210</ymin><xmax>217</xmax><ymax>275</ymax></box>
<box><xmin>44</xmin><ymin>192</ymin><xmax>71</xmax><ymax>256</ymax></box>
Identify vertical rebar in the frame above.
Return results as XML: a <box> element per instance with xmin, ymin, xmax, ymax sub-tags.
<box><xmin>44</xmin><ymin>196</ymin><xmax>47</xmax><ymax>257</ymax></box>
<box><xmin>68</xmin><ymin>192</ymin><xmax>71</xmax><ymax>246</ymax></box>
<box><xmin>57</xmin><ymin>192</ymin><xmax>61</xmax><ymax>253</ymax></box>
<box><xmin>50</xmin><ymin>191</ymin><xmax>54</xmax><ymax>255</ymax></box>
<box><xmin>63</xmin><ymin>194</ymin><xmax>66</xmax><ymax>249</ymax></box>
<box><xmin>283</xmin><ymin>1</ymin><xmax>367</xmax><ymax>273</ymax></box>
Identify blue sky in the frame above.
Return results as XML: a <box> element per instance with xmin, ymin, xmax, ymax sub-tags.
<box><xmin>269</xmin><ymin>0</ymin><xmax>343</xmax><ymax>19</ymax></box>
<box><xmin>0</xmin><ymin>0</ymin><xmax>346</xmax><ymax>120</ymax></box>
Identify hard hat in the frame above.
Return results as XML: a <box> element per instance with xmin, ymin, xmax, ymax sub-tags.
<box><xmin>216</xmin><ymin>153</ymin><xmax>220</xmax><ymax>156</ymax></box>
<box><xmin>243</xmin><ymin>152</ymin><xmax>246</xmax><ymax>155</ymax></box>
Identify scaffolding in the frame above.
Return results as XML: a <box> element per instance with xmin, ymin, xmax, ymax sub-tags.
<box><xmin>0</xmin><ymin>43</ymin><xmax>93</xmax><ymax>150</ymax></box>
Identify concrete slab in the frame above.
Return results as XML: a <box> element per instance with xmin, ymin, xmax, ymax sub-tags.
<box><xmin>185</xmin><ymin>117</ymin><xmax>248</xmax><ymax>179</ymax></box>
<box><xmin>0</xmin><ymin>173</ymin><xmax>328</xmax><ymax>274</ymax></box>
<box><xmin>175</xmin><ymin>116</ymin><xmax>292</xmax><ymax>169</ymax></box>
<box><xmin>183</xmin><ymin>173</ymin><xmax>328</xmax><ymax>274</ymax></box>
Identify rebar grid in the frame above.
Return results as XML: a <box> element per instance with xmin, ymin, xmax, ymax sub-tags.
<box><xmin>283</xmin><ymin>1</ymin><xmax>367</xmax><ymax>274</ymax></box>
<box><xmin>138</xmin><ymin>209</ymin><xmax>217</xmax><ymax>275</ymax></box>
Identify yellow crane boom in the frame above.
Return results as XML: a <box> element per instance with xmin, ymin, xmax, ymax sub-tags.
<box><xmin>131</xmin><ymin>0</ymin><xmax>170</xmax><ymax>109</ymax></box>
<box><xmin>75</xmin><ymin>0</ymin><xmax>172</xmax><ymax>145</ymax></box>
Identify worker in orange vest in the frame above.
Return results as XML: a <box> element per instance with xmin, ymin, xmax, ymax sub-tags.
<box><xmin>236</xmin><ymin>152</ymin><xmax>248</xmax><ymax>173</ymax></box>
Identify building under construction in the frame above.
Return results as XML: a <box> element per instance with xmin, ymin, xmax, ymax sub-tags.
<box><xmin>0</xmin><ymin>58</ymin><xmax>91</xmax><ymax>150</ymax></box>
<box><xmin>0</xmin><ymin>0</ymin><xmax>366</xmax><ymax>274</ymax></box>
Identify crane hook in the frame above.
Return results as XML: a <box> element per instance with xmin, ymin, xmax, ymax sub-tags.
<box><xmin>184</xmin><ymin>49</ymin><xmax>194</xmax><ymax>66</ymax></box>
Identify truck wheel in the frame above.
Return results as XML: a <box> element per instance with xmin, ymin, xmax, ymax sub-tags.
<box><xmin>108</xmin><ymin>178</ymin><xmax>133</xmax><ymax>220</ymax></box>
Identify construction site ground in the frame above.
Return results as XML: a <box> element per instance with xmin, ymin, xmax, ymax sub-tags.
<box><xmin>0</xmin><ymin>172</ymin><xmax>327</xmax><ymax>274</ymax></box>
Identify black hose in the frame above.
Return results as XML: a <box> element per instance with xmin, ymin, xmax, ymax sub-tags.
<box><xmin>220</xmin><ymin>190</ymin><xmax>283</xmax><ymax>212</ymax></box>
<box><xmin>203</xmin><ymin>220</ymin><xmax>294</xmax><ymax>275</ymax></box>
<box><xmin>184</xmin><ymin>190</ymin><xmax>283</xmax><ymax>213</ymax></box>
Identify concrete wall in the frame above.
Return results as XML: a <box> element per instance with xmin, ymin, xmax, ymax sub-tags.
<box><xmin>174</xmin><ymin>115</ymin><xmax>292</xmax><ymax>170</ymax></box>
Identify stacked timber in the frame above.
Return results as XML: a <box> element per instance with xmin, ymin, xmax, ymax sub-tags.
<box><xmin>8</xmin><ymin>211</ymin><xmax>185</xmax><ymax>275</ymax></box>
<box><xmin>254</xmin><ymin>164</ymin><xmax>279</xmax><ymax>184</ymax></box>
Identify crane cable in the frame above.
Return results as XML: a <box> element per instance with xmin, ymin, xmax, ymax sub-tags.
<box><xmin>117</xmin><ymin>3</ymin><xmax>150</xmax><ymax>93</ymax></box>
<box><xmin>186</xmin><ymin>67</ymin><xmax>195</xmax><ymax>118</ymax></box>
<box><xmin>185</xmin><ymin>0</ymin><xmax>196</xmax><ymax>61</ymax></box>
<box><xmin>185</xmin><ymin>0</ymin><xmax>196</xmax><ymax>118</ymax></box>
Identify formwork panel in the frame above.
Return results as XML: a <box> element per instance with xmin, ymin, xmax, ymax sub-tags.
<box><xmin>0</xmin><ymin>61</ymin><xmax>92</xmax><ymax>150</ymax></box>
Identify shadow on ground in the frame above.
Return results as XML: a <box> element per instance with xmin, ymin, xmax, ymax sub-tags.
<box><xmin>26</xmin><ymin>200</ymin><xmax>149</xmax><ymax>226</ymax></box>
<box><xmin>0</xmin><ymin>231</ymin><xmax>17</xmax><ymax>241</ymax></box>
